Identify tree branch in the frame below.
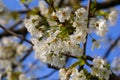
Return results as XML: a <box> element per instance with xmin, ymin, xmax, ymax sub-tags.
<box><xmin>19</xmin><ymin>47</ymin><xmax>33</xmax><ymax>62</ymax></box>
<box><xmin>103</xmin><ymin>35</ymin><xmax>120</xmax><ymax>59</ymax></box>
<box><xmin>83</xmin><ymin>0</ymin><xmax>92</xmax><ymax>55</ymax></box>
<box><xmin>0</xmin><ymin>25</ymin><xmax>33</xmax><ymax>45</ymax></box>
<box><xmin>32</xmin><ymin>70</ymin><xmax>56</xmax><ymax>80</ymax></box>
<box><xmin>96</xmin><ymin>0</ymin><xmax>120</xmax><ymax>10</ymax></box>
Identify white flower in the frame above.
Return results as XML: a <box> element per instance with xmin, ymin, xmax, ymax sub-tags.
<box><xmin>98</xmin><ymin>68</ymin><xmax>111</xmax><ymax>80</ymax></box>
<box><xmin>39</xmin><ymin>0</ymin><xmax>49</xmax><ymax>15</ymax></box>
<box><xmin>71</xmin><ymin>70</ymin><xmax>87</xmax><ymax>80</ymax></box>
<box><xmin>19</xmin><ymin>74</ymin><xmax>30</xmax><ymax>80</ymax></box>
<box><xmin>24</xmin><ymin>15</ymin><xmax>43</xmax><ymax>38</ymax></box>
<box><xmin>59</xmin><ymin>68</ymin><xmax>70</xmax><ymax>80</ymax></box>
<box><xmin>72</xmin><ymin>19</ymin><xmax>87</xmax><ymax>30</ymax></box>
<box><xmin>34</xmin><ymin>41</ymin><xmax>50</xmax><ymax>60</ymax></box>
<box><xmin>111</xmin><ymin>57</ymin><xmax>120</xmax><ymax>73</ymax></box>
<box><xmin>108</xmin><ymin>10</ymin><xmax>118</xmax><ymax>25</ymax></box>
<box><xmin>95</xmin><ymin>19</ymin><xmax>108</xmax><ymax>36</ymax></box>
<box><xmin>52</xmin><ymin>55</ymin><xmax>66</xmax><ymax>68</ymax></box>
<box><xmin>70</xmin><ymin>30</ymin><xmax>86</xmax><ymax>44</ymax></box>
<box><xmin>0</xmin><ymin>74</ymin><xmax>1</xmax><ymax>80</ymax></box>
<box><xmin>56</xmin><ymin>7</ymin><xmax>71</xmax><ymax>22</ymax></box>
<box><xmin>59</xmin><ymin>68</ymin><xmax>87</xmax><ymax>80</ymax></box>
<box><xmin>93</xmin><ymin>56</ymin><xmax>105</xmax><ymax>68</ymax></box>
<box><xmin>47</xmin><ymin>19</ymin><xmax>58</xmax><ymax>26</ymax></box>
<box><xmin>75</xmin><ymin>8</ymin><xmax>88</xmax><ymax>20</ymax></box>
<box><xmin>91</xmin><ymin>67</ymin><xmax>99</xmax><ymax>76</ymax></box>
<box><xmin>0</xmin><ymin>1</ymin><xmax>10</xmax><ymax>25</ymax></box>
<box><xmin>91</xmin><ymin>40</ymin><xmax>101</xmax><ymax>51</ymax></box>
<box><xmin>17</xmin><ymin>44</ymin><xmax>27</xmax><ymax>55</ymax></box>
<box><xmin>47</xmin><ymin>30</ymin><xmax>62</xmax><ymax>54</ymax></box>
<box><xmin>34</xmin><ymin>39</ymin><xmax>66</xmax><ymax>68</ymax></box>
<box><xmin>63</xmin><ymin>41</ymin><xmax>83</xmax><ymax>56</ymax></box>
<box><xmin>91</xmin><ymin>56</ymin><xmax>111</xmax><ymax>80</ymax></box>
<box><xmin>0</xmin><ymin>60</ymin><xmax>11</xmax><ymax>69</ymax></box>
<box><xmin>91</xmin><ymin>67</ymin><xmax>111</xmax><ymax>80</ymax></box>
<box><xmin>31</xmin><ymin>38</ymin><xmax>39</xmax><ymax>44</ymax></box>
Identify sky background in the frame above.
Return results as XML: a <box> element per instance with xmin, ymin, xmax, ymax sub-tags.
<box><xmin>1</xmin><ymin>0</ymin><xmax>120</xmax><ymax>79</ymax></box>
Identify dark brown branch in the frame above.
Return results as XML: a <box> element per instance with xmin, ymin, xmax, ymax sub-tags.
<box><xmin>96</xmin><ymin>0</ymin><xmax>120</xmax><ymax>10</ymax></box>
<box><xmin>17</xmin><ymin>0</ymin><xmax>120</xmax><ymax>14</ymax></box>
<box><xmin>19</xmin><ymin>47</ymin><xmax>33</xmax><ymax>62</ymax></box>
<box><xmin>0</xmin><ymin>27</ymin><xmax>27</xmax><ymax>38</ymax></box>
<box><xmin>58</xmin><ymin>0</ymin><xmax>64</xmax><ymax>8</ymax></box>
<box><xmin>9</xmin><ymin>19</ymin><xmax>23</xmax><ymax>30</ymax></box>
<box><xmin>17</xmin><ymin>10</ymin><xmax>29</xmax><ymax>14</ymax></box>
<box><xmin>24</xmin><ymin>60</ymin><xmax>39</xmax><ymax>73</ymax></box>
<box><xmin>22</xmin><ymin>3</ymin><xmax>31</xmax><ymax>10</ymax></box>
<box><xmin>83</xmin><ymin>0</ymin><xmax>92</xmax><ymax>55</ymax></box>
<box><xmin>39</xmin><ymin>70</ymin><xmax>56</xmax><ymax>79</ymax></box>
<box><xmin>32</xmin><ymin>70</ymin><xmax>56</xmax><ymax>80</ymax></box>
<box><xmin>103</xmin><ymin>35</ymin><xmax>120</xmax><ymax>59</ymax></box>
<box><xmin>44</xmin><ymin>0</ymin><xmax>56</xmax><ymax>12</ymax></box>
<box><xmin>0</xmin><ymin>25</ymin><xmax>33</xmax><ymax>45</ymax></box>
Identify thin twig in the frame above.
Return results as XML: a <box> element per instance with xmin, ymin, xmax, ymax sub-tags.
<box><xmin>17</xmin><ymin>10</ymin><xmax>29</xmax><ymax>14</ymax></box>
<box><xmin>44</xmin><ymin>0</ymin><xmax>56</xmax><ymax>12</ymax></box>
<box><xmin>83</xmin><ymin>0</ymin><xmax>92</xmax><ymax>55</ymax></box>
<box><xmin>32</xmin><ymin>70</ymin><xmax>56</xmax><ymax>80</ymax></box>
<box><xmin>19</xmin><ymin>46</ymin><xmax>33</xmax><ymax>62</ymax></box>
<box><xmin>103</xmin><ymin>35</ymin><xmax>120</xmax><ymax>59</ymax></box>
<box><xmin>9</xmin><ymin>19</ymin><xmax>23</xmax><ymax>30</ymax></box>
<box><xmin>24</xmin><ymin>60</ymin><xmax>39</xmax><ymax>73</ymax></box>
<box><xmin>0</xmin><ymin>27</ymin><xmax>27</xmax><ymax>38</ymax></box>
<box><xmin>95</xmin><ymin>0</ymin><xmax>120</xmax><ymax>10</ymax></box>
<box><xmin>23</xmin><ymin>3</ymin><xmax>31</xmax><ymax>10</ymax></box>
<box><xmin>58</xmin><ymin>0</ymin><xmax>64</xmax><ymax>8</ymax></box>
<box><xmin>0</xmin><ymin>25</ymin><xmax>33</xmax><ymax>45</ymax></box>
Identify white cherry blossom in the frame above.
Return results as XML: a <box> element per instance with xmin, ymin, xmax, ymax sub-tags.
<box><xmin>75</xmin><ymin>8</ymin><xmax>88</xmax><ymax>20</ymax></box>
<box><xmin>39</xmin><ymin>0</ymin><xmax>49</xmax><ymax>15</ymax></box>
<box><xmin>108</xmin><ymin>10</ymin><xmax>118</xmax><ymax>25</ymax></box>
<box><xmin>93</xmin><ymin>56</ymin><xmax>105</xmax><ymax>68</ymax></box>
<box><xmin>56</xmin><ymin>7</ymin><xmax>71</xmax><ymax>22</ymax></box>
<box><xmin>95</xmin><ymin>19</ymin><xmax>108</xmax><ymax>36</ymax></box>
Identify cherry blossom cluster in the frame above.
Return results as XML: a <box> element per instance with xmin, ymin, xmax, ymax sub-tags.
<box><xmin>59</xmin><ymin>57</ymin><xmax>111</xmax><ymax>80</ymax></box>
<box><xmin>0</xmin><ymin>1</ymin><xmax>10</xmax><ymax>25</ymax></box>
<box><xmin>59</xmin><ymin>68</ymin><xmax>87</xmax><ymax>80</ymax></box>
<box><xmin>23</xmin><ymin>0</ymin><xmax>118</xmax><ymax>80</ymax></box>
<box><xmin>0</xmin><ymin>37</ymin><xmax>27</xmax><ymax>75</ymax></box>
<box><xmin>111</xmin><ymin>57</ymin><xmax>120</xmax><ymax>74</ymax></box>
<box><xmin>24</xmin><ymin>7</ymin><xmax>88</xmax><ymax>68</ymax></box>
<box><xmin>19</xmin><ymin>74</ymin><xmax>30</xmax><ymax>80</ymax></box>
<box><xmin>24</xmin><ymin>0</ymin><xmax>117</xmax><ymax>68</ymax></box>
<box><xmin>91</xmin><ymin>57</ymin><xmax>111</xmax><ymax>80</ymax></box>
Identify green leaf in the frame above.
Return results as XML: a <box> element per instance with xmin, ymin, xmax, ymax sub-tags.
<box><xmin>105</xmin><ymin>64</ymin><xmax>110</xmax><ymax>69</ymax></box>
<box><xmin>70</xmin><ymin>58</ymin><xmax>85</xmax><ymax>69</ymax></box>
<box><xmin>28</xmin><ymin>7</ymin><xmax>39</xmax><ymax>15</ymax></box>
<box><xmin>70</xmin><ymin>61</ymin><xmax>81</xmax><ymax>69</ymax></box>
<box><xmin>10</xmin><ymin>12</ymin><xmax>19</xmax><ymax>20</ymax></box>
<box><xmin>46</xmin><ymin>0</ymin><xmax>53</xmax><ymax>5</ymax></box>
<box><xmin>91</xmin><ymin>2</ymin><xmax>96</xmax><ymax>10</ymax></box>
<box><xmin>96</xmin><ymin>10</ymin><xmax>108</xmax><ymax>18</ymax></box>
<box><xmin>77</xmin><ymin>56</ymin><xmax>86</xmax><ymax>66</ymax></box>
<box><xmin>20</xmin><ymin>0</ymin><xmax>26</xmax><ymax>3</ymax></box>
<box><xmin>10</xmin><ymin>72</ymin><xmax>21</xmax><ymax>80</ymax></box>
<box><xmin>20</xmin><ymin>0</ymin><xmax>32</xmax><ymax>3</ymax></box>
<box><xmin>47</xmin><ymin>0</ymin><xmax>53</xmax><ymax>3</ymax></box>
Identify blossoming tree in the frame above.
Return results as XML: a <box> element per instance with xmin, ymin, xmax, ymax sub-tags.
<box><xmin>0</xmin><ymin>0</ymin><xmax>120</xmax><ymax>80</ymax></box>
